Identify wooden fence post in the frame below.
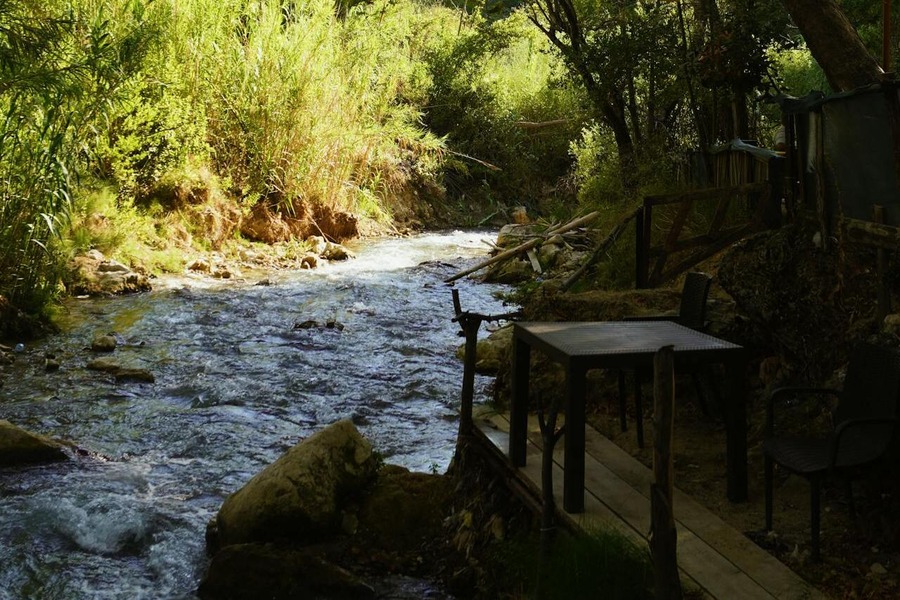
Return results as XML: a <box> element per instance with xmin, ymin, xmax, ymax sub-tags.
<box><xmin>874</xmin><ymin>205</ymin><xmax>892</xmax><ymax>320</ymax></box>
<box><xmin>651</xmin><ymin>345</ymin><xmax>683</xmax><ymax>600</ymax></box>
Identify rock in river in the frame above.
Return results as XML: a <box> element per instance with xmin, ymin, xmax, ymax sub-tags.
<box><xmin>0</xmin><ymin>420</ymin><xmax>68</xmax><ymax>466</ymax></box>
<box><xmin>68</xmin><ymin>249</ymin><xmax>151</xmax><ymax>296</ymax></box>
<box><xmin>212</xmin><ymin>419</ymin><xmax>378</xmax><ymax>549</ymax></box>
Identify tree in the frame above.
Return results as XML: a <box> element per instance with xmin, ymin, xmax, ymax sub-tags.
<box><xmin>781</xmin><ymin>0</ymin><xmax>884</xmax><ymax>92</ymax></box>
<box><xmin>519</xmin><ymin>1</ymin><xmax>689</xmax><ymax>198</ymax></box>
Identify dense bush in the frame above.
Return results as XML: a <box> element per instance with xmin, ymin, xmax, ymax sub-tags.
<box><xmin>0</xmin><ymin>0</ymin><xmax>854</xmax><ymax>320</ymax></box>
<box><xmin>423</xmin><ymin>11</ymin><xmax>585</xmax><ymax>210</ymax></box>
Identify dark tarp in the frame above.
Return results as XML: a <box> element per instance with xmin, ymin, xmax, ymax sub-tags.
<box><xmin>778</xmin><ymin>84</ymin><xmax>900</xmax><ymax>226</ymax></box>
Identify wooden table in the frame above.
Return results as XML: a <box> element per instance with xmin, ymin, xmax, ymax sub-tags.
<box><xmin>509</xmin><ymin>320</ymin><xmax>748</xmax><ymax>512</ymax></box>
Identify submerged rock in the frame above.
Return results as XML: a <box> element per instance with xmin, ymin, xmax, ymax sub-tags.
<box><xmin>114</xmin><ymin>368</ymin><xmax>155</xmax><ymax>383</ymax></box>
<box><xmin>86</xmin><ymin>359</ymin><xmax>154</xmax><ymax>383</ymax></box>
<box><xmin>91</xmin><ymin>333</ymin><xmax>118</xmax><ymax>352</ymax></box>
<box><xmin>212</xmin><ymin>419</ymin><xmax>378</xmax><ymax>549</ymax></box>
<box><xmin>0</xmin><ymin>420</ymin><xmax>68</xmax><ymax>466</ymax></box>
<box><xmin>322</xmin><ymin>241</ymin><xmax>355</xmax><ymax>261</ymax></box>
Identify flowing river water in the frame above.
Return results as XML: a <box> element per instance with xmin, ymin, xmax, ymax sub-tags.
<box><xmin>0</xmin><ymin>231</ymin><xmax>512</xmax><ymax>599</ymax></box>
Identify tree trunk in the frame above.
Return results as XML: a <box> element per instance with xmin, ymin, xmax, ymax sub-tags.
<box><xmin>782</xmin><ymin>0</ymin><xmax>884</xmax><ymax>92</ymax></box>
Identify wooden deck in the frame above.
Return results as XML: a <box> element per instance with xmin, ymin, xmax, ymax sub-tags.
<box><xmin>473</xmin><ymin>410</ymin><xmax>828</xmax><ymax>600</ymax></box>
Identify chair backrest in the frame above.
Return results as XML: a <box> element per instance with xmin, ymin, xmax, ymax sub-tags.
<box><xmin>835</xmin><ymin>342</ymin><xmax>900</xmax><ymax>425</ymax></box>
<box><xmin>678</xmin><ymin>272</ymin><xmax>712</xmax><ymax>330</ymax></box>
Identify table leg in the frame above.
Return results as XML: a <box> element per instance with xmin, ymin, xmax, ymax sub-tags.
<box><xmin>509</xmin><ymin>335</ymin><xmax>530</xmax><ymax>467</ymax></box>
<box><xmin>563</xmin><ymin>364</ymin><xmax>586</xmax><ymax>513</ymax></box>
<box><xmin>724</xmin><ymin>357</ymin><xmax>748</xmax><ymax>502</ymax></box>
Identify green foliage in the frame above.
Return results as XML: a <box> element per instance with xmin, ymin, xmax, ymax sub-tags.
<box><xmin>570</xmin><ymin>124</ymin><xmax>625</xmax><ymax>205</ymax></box>
<box><xmin>489</xmin><ymin>526</ymin><xmax>653</xmax><ymax>599</ymax></box>
<box><xmin>768</xmin><ymin>44</ymin><xmax>830</xmax><ymax>96</ymax></box>
<box><xmin>64</xmin><ymin>181</ymin><xmax>188</xmax><ymax>272</ymax></box>
<box><xmin>93</xmin><ymin>77</ymin><xmax>209</xmax><ymax>199</ymax></box>
<box><xmin>423</xmin><ymin>9</ymin><xmax>585</xmax><ymax>205</ymax></box>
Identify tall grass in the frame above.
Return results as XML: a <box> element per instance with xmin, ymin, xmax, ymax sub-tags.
<box><xmin>490</xmin><ymin>526</ymin><xmax>654</xmax><ymax>599</ymax></box>
<box><xmin>0</xmin><ymin>0</ymin><xmax>158</xmax><ymax>310</ymax></box>
<box><xmin>169</xmin><ymin>0</ymin><xmax>447</xmax><ymax>217</ymax></box>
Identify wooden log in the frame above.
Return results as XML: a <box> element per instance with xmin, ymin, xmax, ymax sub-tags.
<box><xmin>561</xmin><ymin>206</ymin><xmax>641</xmax><ymax>291</ymax></box>
<box><xmin>839</xmin><ymin>215</ymin><xmax>900</xmax><ymax>249</ymax></box>
<box><xmin>651</xmin><ymin>345</ymin><xmax>683</xmax><ymax>600</ymax></box>
<box><xmin>444</xmin><ymin>211</ymin><xmax>601</xmax><ymax>283</ymax></box>
<box><xmin>526</xmin><ymin>248</ymin><xmax>543</xmax><ymax>274</ymax></box>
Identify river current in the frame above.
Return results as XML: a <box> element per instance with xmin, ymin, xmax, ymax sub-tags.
<box><xmin>0</xmin><ymin>231</ymin><xmax>512</xmax><ymax>599</ymax></box>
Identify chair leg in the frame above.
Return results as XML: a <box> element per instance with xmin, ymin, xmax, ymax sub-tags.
<box><xmin>845</xmin><ymin>479</ymin><xmax>856</xmax><ymax>519</ymax></box>
<box><xmin>691</xmin><ymin>372</ymin><xmax>711</xmax><ymax>417</ymax></box>
<box><xmin>634</xmin><ymin>373</ymin><xmax>644</xmax><ymax>449</ymax></box>
<box><xmin>617</xmin><ymin>371</ymin><xmax>628</xmax><ymax>432</ymax></box>
<box><xmin>765</xmin><ymin>455</ymin><xmax>774</xmax><ymax>532</ymax></box>
<box><xmin>810</xmin><ymin>476</ymin><xmax>822</xmax><ymax>561</ymax></box>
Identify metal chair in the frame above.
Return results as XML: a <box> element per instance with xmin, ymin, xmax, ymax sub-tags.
<box><xmin>618</xmin><ymin>272</ymin><xmax>713</xmax><ymax>447</ymax></box>
<box><xmin>763</xmin><ymin>342</ymin><xmax>900</xmax><ymax>560</ymax></box>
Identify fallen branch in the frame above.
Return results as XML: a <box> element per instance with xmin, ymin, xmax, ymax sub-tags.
<box><xmin>446</xmin><ymin>149</ymin><xmax>501</xmax><ymax>171</ymax></box>
<box><xmin>515</xmin><ymin>118</ymin><xmax>571</xmax><ymax>130</ymax></box>
<box><xmin>560</xmin><ymin>207</ymin><xmax>641</xmax><ymax>291</ymax></box>
<box><xmin>444</xmin><ymin>211</ymin><xmax>601</xmax><ymax>283</ymax></box>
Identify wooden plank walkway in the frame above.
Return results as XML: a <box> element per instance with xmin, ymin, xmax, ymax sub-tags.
<box><xmin>474</xmin><ymin>410</ymin><xmax>828</xmax><ymax>600</ymax></box>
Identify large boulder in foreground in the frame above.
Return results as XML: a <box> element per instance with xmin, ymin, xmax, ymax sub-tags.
<box><xmin>214</xmin><ymin>419</ymin><xmax>378</xmax><ymax>548</ymax></box>
<box><xmin>0</xmin><ymin>420</ymin><xmax>68</xmax><ymax>466</ymax></box>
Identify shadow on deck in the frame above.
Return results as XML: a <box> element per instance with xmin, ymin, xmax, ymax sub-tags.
<box><xmin>471</xmin><ymin>409</ymin><xmax>828</xmax><ymax>600</ymax></box>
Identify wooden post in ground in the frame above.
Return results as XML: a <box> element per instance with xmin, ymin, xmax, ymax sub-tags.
<box><xmin>536</xmin><ymin>392</ymin><xmax>565</xmax><ymax>600</ymax></box>
<box><xmin>452</xmin><ymin>290</ymin><xmax>481</xmax><ymax>439</ymax></box>
<box><xmin>651</xmin><ymin>345</ymin><xmax>683</xmax><ymax>600</ymax></box>
<box><xmin>874</xmin><ymin>205</ymin><xmax>892</xmax><ymax>320</ymax></box>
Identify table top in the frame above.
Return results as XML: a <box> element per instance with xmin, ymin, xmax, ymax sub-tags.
<box><xmin>514</xmin><ymin>320</ymin><xmax>742</xmax><ymax>359</ymax></box>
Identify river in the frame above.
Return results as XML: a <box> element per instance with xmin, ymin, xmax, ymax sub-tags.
<box><xmin>0</xmin><ymin>231</ymin><xmax>512</xmax><ymax>599</ymax></box>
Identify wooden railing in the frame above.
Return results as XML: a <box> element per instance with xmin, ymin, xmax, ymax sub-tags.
<box><xmin>636</xmin><ymin>182</ymin><xmax>776</xmax><ymax>288</ymax></box>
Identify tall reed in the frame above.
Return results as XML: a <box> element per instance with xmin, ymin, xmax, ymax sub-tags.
<box><xmin>0</xmin><ymin>0</ymin><xmax>158</xmax><ymax>311</ymax></box>
<box><xmin>170</xmin><ymin>0</ymin><xmax>447</xmax><ymax>218</ymax></box>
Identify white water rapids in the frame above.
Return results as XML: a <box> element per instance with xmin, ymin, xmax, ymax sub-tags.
<box><xmin>0</xmin><ymin>231</ymin><xmax>512</xmax><ymax>599</ymax></box>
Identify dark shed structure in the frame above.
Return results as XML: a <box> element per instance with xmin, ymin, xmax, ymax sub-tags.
<box><xmin>779</xmin><ymin>83</ymin><xmax>900</xmax><ymax>227</ymax></box>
